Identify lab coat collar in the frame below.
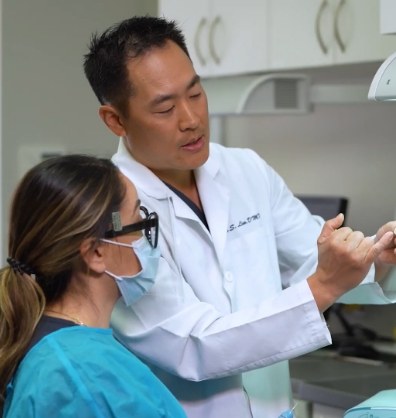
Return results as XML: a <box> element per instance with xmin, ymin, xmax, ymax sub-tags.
<box><xmin>113</xmin><ymin>139</ymin><xmax>224</xmax><ymax>200</ymax></box>
<box><xmin>112</xmin><ymin>139</ymin><xmax>170</xmax><ymax>200</ymax></box>
<box><xmin>112</xmin><ymin>139</ymin><xmax>215</xmax><ymax>227</ymax></box>
<box><xmin>113</xmin><ymin>139</ymin><xmax>230</xmax><ymax>260</ymax></box>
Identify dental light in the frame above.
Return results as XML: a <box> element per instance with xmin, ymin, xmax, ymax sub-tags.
<box><xmin>368</xmin><ymin>51</ymin><xmax>396</xmax><ymax>101</ymax></box>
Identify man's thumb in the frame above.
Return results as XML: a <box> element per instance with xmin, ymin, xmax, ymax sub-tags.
<box><xmin>317</xmin><ymin>213</ymin><xmax>345</xmax><ymax>244</ymax></box>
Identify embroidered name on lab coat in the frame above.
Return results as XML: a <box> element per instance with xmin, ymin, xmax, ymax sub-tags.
<box><xmin>227</xmin><ymin>213</ymin><xmax>260</xmax><ymax>233</ymax></box>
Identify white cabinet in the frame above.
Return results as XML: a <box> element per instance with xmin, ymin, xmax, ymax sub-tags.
<box><xmin>158</xmin><ymin>0</ymin><xmax>396</xmax><ymax>76</ymax></box>
<box><xmin>380</xmin><ymin>0</ymin><xmax>396</xmax><ymax>34</ymax></box>
<box><xmin>158</xmin><ymin>0</ymin><xmax>269</xmax><ymax>77</ymax></box>
<box><xmin>268</xmin><ymin>0</ymin><xmax>396</xmax><ymax>70</ymax></box>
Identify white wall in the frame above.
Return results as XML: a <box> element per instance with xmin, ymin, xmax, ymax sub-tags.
<box><xmin>1</xmin><ymin>0</ymin><xmax>156</xmax><ymax>260</ymax></box>
<box><xmin>224</xmin><ymin>100</ymin><xmax>396</xmax><ymax>236</ymax></box>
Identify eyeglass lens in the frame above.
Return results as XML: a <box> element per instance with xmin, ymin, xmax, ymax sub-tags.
<box><xmin>140</xmin><ymin>207</ymin><xmax>158</xmax><ymax>248</ymax></box>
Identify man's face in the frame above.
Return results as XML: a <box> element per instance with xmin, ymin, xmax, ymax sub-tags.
<box><xmin>120</xmin><ymin>41</ymin><xmax>210</xmax><ymax>178</ymax></box>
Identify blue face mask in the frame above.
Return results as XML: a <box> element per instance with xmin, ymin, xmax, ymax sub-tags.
<box><xmin>101</xmin><ymin>235</ymin><xmax>160</xmax><ymax>306</ymax></box>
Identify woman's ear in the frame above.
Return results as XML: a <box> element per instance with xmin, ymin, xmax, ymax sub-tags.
<box><xmin>99</xmin><ymin>104</ymin><xmax>126</xmax><ymax>137</ymax></box>
<box><xmin>79</xmin><ymin>238</ymin><xmax>106</xmax><ymax>274</ymax></box>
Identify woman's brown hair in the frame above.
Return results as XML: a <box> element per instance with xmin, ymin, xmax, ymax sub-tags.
<box><xmin>0</xmin><ymin>155</ymin><xmax>125</xmax><ymax>411</ymax></box>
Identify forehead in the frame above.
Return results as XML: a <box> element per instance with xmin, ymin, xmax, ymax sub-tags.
<box><xmin>126</xmin><ymin>41</ymin><xmax>196</xmax><ymax>98</ymax></box>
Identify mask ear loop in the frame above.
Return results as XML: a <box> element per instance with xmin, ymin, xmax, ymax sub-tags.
<box><xmin>100</xmin><ymin>238</ymin><xmax>135</xmax><ymax>248</ymax></box>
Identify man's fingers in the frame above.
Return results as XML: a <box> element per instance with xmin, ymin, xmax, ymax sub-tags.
<box><xmin>318</xmin><ymin>213</ymin><xmax>344</xmax><ymax>244</ymax></box>
<box><xmin>368</xmin><ymin>231</ymin><xmax>395</xmax><ymax>260</ymax></box>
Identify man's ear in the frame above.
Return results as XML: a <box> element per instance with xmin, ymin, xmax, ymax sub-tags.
<box><xmin>99</xmin><ymin>104</ymin><xmax>126</xmax><ymax>137</ymax></box>
<box><xmin>80</xmin><ymin>238</ymin><xmax>106</xmax><ymax>275</ymax></box>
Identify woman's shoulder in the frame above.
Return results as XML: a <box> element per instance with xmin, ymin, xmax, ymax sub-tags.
<box><xmin>27</xmin><ymin>325</ymin><xmax>116</xmax><ymax>366</ymax></box>
<box><xmin>19</xmin><ymin>325</ymin><xmax>153</xmax><ymax>383</ymax></box>
<box><xmin>6</xmin><ymin>326</ymin><xmax>186</xmax><ymax>418</ymax></box>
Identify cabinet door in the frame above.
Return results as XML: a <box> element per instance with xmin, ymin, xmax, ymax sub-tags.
<box><xmin>159</xmin><ymin>0</ymin><xmax>269</xmax><ymax>77</ymax></box>
<box><xmin>380</xmin><ymin>0</ymin><xmax>396</xmax><ymax>34</ymax></box>
<box><xmin>209</xmin><ymin>0</ymin><xmax>269</xmax><ymax>76</ymax></box>
<box><xmin>268</xmin><ymin>0</ymin><xmax>335</xmax><ymax>70</ymax></box>
<box><xmin>269</xmin><ymin>0</ymin><xmax>396</xmax><ymax>70</ymax></box>
<box><xmin>334</xmin><ymin>0</ymin><xmax>396</xmax><ymax>64</ymax></box>
<box><xmin>158</xmin><ymin>0</ymin><xmax>212</xmax><ymax>76</ymax></box>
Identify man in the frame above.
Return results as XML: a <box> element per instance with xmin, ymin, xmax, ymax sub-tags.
<box><xmin>83</xmin><ymin>16</ymin><xmax>396</xmax><ymax>418</ymax></box>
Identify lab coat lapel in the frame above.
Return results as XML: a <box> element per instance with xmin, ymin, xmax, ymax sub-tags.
<box><xmin>170</xmin><ymin>193</ymin><xmax>202</xmax><ymax>221</ymax></box>
<box><xmin>114</xmin><ymin>139</ymin><xmax>230</xmax><ymax>260</ymax></box>
<box><xmin>196</xmin><ymin>154</ymin><xmax>230</xmax><ymax>265</ymax></box>
<box><xmin>114</xmin><ymin>138</ymin><xmax>212</xmax><ymax>223</ymax></box>
<box><xmin>113</xmin><ymin>139</ymin><xmax>168</xmax><ymax>200</ymax></box>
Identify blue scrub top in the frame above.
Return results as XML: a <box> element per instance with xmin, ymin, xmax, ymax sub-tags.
<box><xmin>4</xmin><ymin>326</ymin><xmax>186</xmax><ymax>418</ymax></box>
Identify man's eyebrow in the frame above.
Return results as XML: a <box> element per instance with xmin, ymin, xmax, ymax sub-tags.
<box><xmin>134</xmin><ymin>199</ymin><xmax>141</xmax><ymax>212</ymax></box>
<box><xmin>188</xmin><ymin>74</ymin><xmax>201</xmax><ymax>89</ymax></box>
<box><xmin>150</xmin><ymin>75</ymin><xmax>201</xmax><ymax>107</ymax></box>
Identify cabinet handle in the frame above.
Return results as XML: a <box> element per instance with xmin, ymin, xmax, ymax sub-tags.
<box><xmin>334</xmin><ymin>0</ymin><xmax>346</xmax><ymax>53</ymax></box>
<box><xmin>209</xmin><ymin>16</ymin><xmax>221</xmax><ymax>65</ymax></box>
<box><xmin>194</xmin><ymin>17</ymin><xmax>207</xmax><ymax>66</ymax></box>
<box><xmin>315</xmin><ymin>0</ymin><xmax>329</xmax><ymax>54</ymax></box>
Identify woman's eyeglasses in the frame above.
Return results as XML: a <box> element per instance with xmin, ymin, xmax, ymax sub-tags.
<box><xmin>104</xmin><ymin>206</ymin><xmax>159</xmax><ymax>248</ymax></box>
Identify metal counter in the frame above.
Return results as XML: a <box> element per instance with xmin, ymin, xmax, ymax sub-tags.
<box><xmin>290</xmin><ymin>350</ymin><xmax>396</xmax><ymax>410</ymax></box>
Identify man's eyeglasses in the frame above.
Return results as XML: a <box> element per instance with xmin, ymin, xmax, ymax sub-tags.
<box><xmin>104</xmin><ymin>206</ymin><xmax>159</xmax><ymax>248</ymax></box>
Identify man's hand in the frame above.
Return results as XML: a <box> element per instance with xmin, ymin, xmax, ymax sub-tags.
<box><xmin>374</xmin><ymin>221</ymin><xmax>396</xmax><ymax>266</ymax></box>
<box><xmin>372</xmin><ymin>221</ymin><xmax>396</xmax><ymax>281</ymax></box>
<box><xmin>308</xmin><ymin>214</ymin><xmax>394</xmax><ymax>312</ymax></box>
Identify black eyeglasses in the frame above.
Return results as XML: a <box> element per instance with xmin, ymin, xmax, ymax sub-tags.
<box><xmin>104</xmin><ymin>206</ymin><xmax>159</xmax><ymax>248</ymax></box>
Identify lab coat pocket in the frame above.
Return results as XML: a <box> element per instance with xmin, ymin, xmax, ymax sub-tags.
<box><xmin>225</xmin><ymin>224</ymin><xmax>281</xmax><ymax>304</ymax></box>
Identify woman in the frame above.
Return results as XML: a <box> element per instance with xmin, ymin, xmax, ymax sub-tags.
<box><xmin>0</xmin><ymin>155</ymin><xmax>186</xmax><ymax>418</ymax></box>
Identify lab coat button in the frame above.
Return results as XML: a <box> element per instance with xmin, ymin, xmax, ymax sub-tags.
<box><xmin>224</xmin><ymin>272</ymin><xmax>233</xmax><ymax>282</ymax></box>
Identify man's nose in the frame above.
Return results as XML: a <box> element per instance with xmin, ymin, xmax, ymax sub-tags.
<box><xmin>178</xmin><ymin>101</ymin><xmax>199</xmax><ymax>131</ymax></box>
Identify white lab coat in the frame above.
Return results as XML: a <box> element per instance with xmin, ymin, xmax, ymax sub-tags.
<box><xmin>111</xmin><ymin>141</ymin><xmax>391</xmax><ymax>418</ymax></box>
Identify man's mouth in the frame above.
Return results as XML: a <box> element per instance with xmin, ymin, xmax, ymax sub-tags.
<box><xmin>181</xmin><ymin>136</ymin><xmax>205</xmax><ymax>151</ymax></box>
